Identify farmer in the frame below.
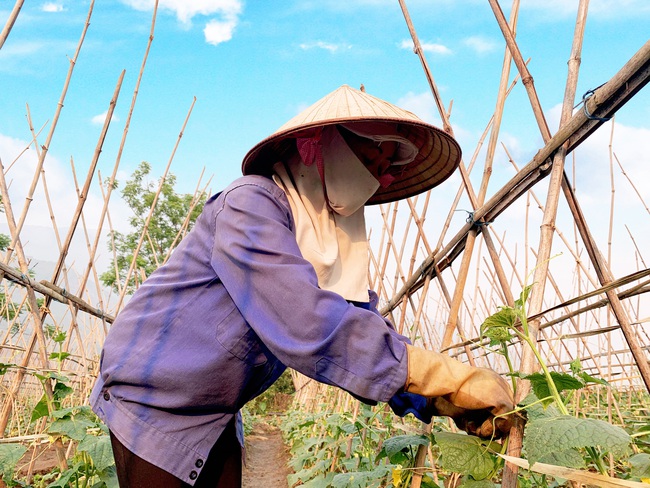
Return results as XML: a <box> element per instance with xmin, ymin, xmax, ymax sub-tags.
<box><xmin>91</xmin><ymin>85</ymin><xmax>514</xmax><ymax>488</ymax></box>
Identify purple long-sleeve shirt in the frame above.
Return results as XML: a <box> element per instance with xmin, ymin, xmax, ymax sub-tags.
<box><xmin>90</xmin><ymin>175</ymin><xmax>424</xmax><ymax>484</ymax></box>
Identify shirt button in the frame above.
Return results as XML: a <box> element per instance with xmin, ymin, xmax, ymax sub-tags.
<box><xmin>189</xmin><ymin>471</ymin><xmax>198</xmax><ymax>480</ymax></box>
<box><xmin>103</xmin><ymin>392</ymin><xmax>110</xmax><ymax>401</ymax></box>
<box><xmin>195</xmin><ymin>459</ymin><xmax>204</xmax><ymax>468</ymax></box>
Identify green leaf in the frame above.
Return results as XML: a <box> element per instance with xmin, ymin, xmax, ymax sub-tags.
<box><xmin>629</xmin><ymin>453</ymin><xmax>650</xmax><ymax>479</ymax></box>
<box><xmin>48</xmin><ymin>372</ymin><xmax>70</xmax><ymax>383</ymax></box>
<box><xmin>98</xmin><ymin>465</ymin><xmax>119</xmax><ymax>488</ymax></box>
<box><xmin>0</xmin><ymin>362</ymin><xmax>14</xmax><ymax>375</ymax></box>
<box><xmin>78</xmin><ymin>435</ymin><xmax>115</xmax><ymax>472</ymax></box>
<box><xmin>0</xmin><ymin>443</ymin><xmax>28</xmax><ymax>480</ymax></box>
<box><xmin>46</xmin><ymin>460</ymin><xmax>84</xmax><ymax>488</ymax></box>
<box><xmin>538</xmin><ymin>448</ymin><xmax>585</xmax><ymax>468</ymax></box>
<box><xmin>52</xmin><ymin>332</ymin><xmax>67</xmax><ymax>344</ymax></box>
<box><xmin>331</xmin><ymin>465</ymin><xmax>393</xmax><ymax>488</ymax></box>
<box><xmin>51</xmin><ymin>405</ymin><xmax>94</xmax><ymax>420</ymax></box>
<box><xmin>481</xmin><ymin>307</ymin><xmax>517</xmax><ymax>337</ymax></box>
<box><xmin>523</xmin><ymin>415</ymin><xmax>631</xmax><ymax>466</ymax></box>
<box><xmin>31</xmin><ymin>394</ymin><xmax>50</xmax><ymax>422</ymax></box>
<box><xmin>524</xmin><ymin>372</ymin><xmax>584</xmax><ymax>404</ymax></box>
<box><xmin>515</xmin><ymin>284</ymin><xmax>533</xmax><ymax>311</ymax></box>
<box><xmin>569</xmin><ymin>358</ymin><xmax>582</xmax><ymax>375</ymax></box>
<box><xmin>433</xmin><ymin>432</ymin><xmax>496</xmax><ymax>480</ymax></box>
<box><xmin>53</xmin><ymin>381</ymin><xmax>74</xmax><ymax>402</ymax></box>
<box><xmin>380</xmin><ymin>434</ymin><xmax>429</xmax><ymax>461</ymax></box>
<box><xmin>48</xmin><ymin>416</ymin><xmax>95</xmax><ymax>441</ymax></box>
<box><xmin>483</xmin><ymin>325</ymin><xmax>514</xmax><ymax>346</ymax></box>
<box><xmin>521</xmin><ymin>394</ymin><xmax>562</xmax><ymax>421</ymax></box>
<box><xmin>49</xmin><ymin>352</ymin><xmax>71</xmax><ymax>362</ymax></box>
<box><xmin>576</xmin><ymin>371</ymin><xmax>609</xmax><ymax>386</ymax></box>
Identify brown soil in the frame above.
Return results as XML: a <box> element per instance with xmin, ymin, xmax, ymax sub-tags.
<box><xmin>242</xmin><ymin>421</ymin><xmax>292</xmax><ymax>488</ymax></box>
<box><xmin>0</xmin><ymin>441</ymin><xmax>65</xmax><ymax>488</ymax></box>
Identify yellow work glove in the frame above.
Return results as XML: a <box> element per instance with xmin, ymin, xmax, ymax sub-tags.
<box><xmin>405</xmin><ymin>344</ymin><xmax>514</xmax><ymax>439</ymax></box>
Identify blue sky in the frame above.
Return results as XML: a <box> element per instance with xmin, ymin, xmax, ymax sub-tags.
<box><xmin>0</xmin><ymin>1</ymin><xmax>649</xmax><ymax>273</ymax></box>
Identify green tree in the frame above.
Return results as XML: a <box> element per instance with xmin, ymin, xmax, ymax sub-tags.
<box><xmin>0</xmin><ymin>195</ymin><xmax>9</xmax><ymax>251</ymax></box>
<box><xmin>101</xmin><ymin>161</ymin><xmax>206</xmax><ymax>294</ymax></box>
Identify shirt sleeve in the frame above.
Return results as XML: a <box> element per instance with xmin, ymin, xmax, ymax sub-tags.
<box><xmin>210</xmin><ymin>182</ymin><xmax>408</xmax><ymax>403</ymax></box>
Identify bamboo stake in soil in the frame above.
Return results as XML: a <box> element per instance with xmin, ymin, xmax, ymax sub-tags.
<box><xmin>0</xmin><ymin>68</ymin><xmax>122</xmax><ymax>436</ymax></box>
<box><xmin>0</xmin><ymin>158</ymin><xmax>68</xmax><ymax>468</ymax></box>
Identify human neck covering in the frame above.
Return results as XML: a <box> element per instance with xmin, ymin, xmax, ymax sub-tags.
<box><xmin>272</xmin><ymin>126</ymin><xmax>377</xmax><ymax>302</ymax></box>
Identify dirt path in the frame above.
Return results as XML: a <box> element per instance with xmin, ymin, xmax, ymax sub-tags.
<box><xmin>242</xmin><ymin>421</ymin><xmax>292</xmax><ymax>488</ymax></box>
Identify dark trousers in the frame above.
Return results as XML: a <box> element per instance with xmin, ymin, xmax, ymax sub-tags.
<box><xmin>109</xmin><ymin>420</ymin><xmax>242</xmax><ymax>488</ymax></box>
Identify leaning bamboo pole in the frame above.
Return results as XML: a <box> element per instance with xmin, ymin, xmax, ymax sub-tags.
<box><xmin>0</xmin><ymin>0</ymin><xmax>24</xmax><ymax>50</ymax></box>
<box><xmin>79</xmin><ymin>0</ymin><xmax>160</xmax><ymax>306</ymax></box>
<box><xmin>397</xmin><ymin>0</ymin><xmax>518</xmax><ymax>361</ymax></box>
<box><xmin>0</xmin><ymin>158</ymin><xmax>68</xmax><ymax>468</ymax></box>
<box><xmin>113</xmin><ymin>96</ymin><xmax>196</xmax><ymax>312</ymax></box>
<box><xmin>5</xmin><ymin>1</ymin><xmax>95</xmax><ymax>261</ymax></box>
<box><xmin>383</xmin><ymin>38</ymin><xmax>650</xmax><ymax>320</ymax></box>
<box><xmin>486</xmin><ymin>0</ymin><xmax>650</xmax><ymax>399</ymax></box>
<box><xmin>0</xmin><ymin>70</ymin><xmax>123</xmax><ymax>436</ymax></box>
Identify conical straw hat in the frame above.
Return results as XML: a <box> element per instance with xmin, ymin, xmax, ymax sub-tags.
<box><xmin>242</xmin><ymin>84</ymin><xmax>461</xmax><ymax>205</ymax></box>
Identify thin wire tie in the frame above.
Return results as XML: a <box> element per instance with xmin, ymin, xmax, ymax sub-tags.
<box><xmin>455</xmin><ymin>209</ymin><xmax>492</xmax><ymax>227</ymax></box>
<box><xmin>580</xmin><ymin>84</ymin><xmax>611</xmax><ymax>122</ymax></box>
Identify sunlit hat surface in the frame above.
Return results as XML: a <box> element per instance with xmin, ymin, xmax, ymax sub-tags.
<box><xmin>242</xmin><ymin>84</ymin><xmax>462</xmax><ymax>204</ymax></box>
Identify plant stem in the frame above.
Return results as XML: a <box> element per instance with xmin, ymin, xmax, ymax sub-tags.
<box><xmin>515</xmin><ymin>322</ymin><xmax>610</xmax><ymax>475</ymax></box>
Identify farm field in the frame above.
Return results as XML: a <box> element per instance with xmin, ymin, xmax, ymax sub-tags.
<box><xmin>1</xmin><ymin>1</ymin><xmax>649</xmax><ymax>487</ymax></box>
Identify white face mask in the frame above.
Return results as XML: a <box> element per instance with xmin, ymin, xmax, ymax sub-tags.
<box><xmin>320</xmin><ymin>126</ymin><xmax>380</xmax><ymax>217</ymax></box>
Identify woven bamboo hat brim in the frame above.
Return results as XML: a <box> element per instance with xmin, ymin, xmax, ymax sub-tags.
<box><xmin>242</xmin><ymin>85</ymin><xmax>461</xmax><ymax>205</ymax></box>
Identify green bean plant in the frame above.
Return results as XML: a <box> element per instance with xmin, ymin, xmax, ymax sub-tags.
<box><xmin>0</xmin><ymin>331</ymin><xmax>117</xmax><ymax>488</ymax></box>
<box><xmin>480</xmin><ymin>284</ymin><xmax>638</xmax><ymax>482</ymax></box>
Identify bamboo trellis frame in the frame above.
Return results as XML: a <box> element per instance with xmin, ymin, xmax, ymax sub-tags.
<box><xmin>0</xmin><ymin>2</ymin><xmax>648</xmax><ymax>487</ymax></box>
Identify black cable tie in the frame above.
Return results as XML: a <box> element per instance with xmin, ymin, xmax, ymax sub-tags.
<box><xmin>581</xmin><ymin>85</ymin><xmax>611</xmax><ymax>122</ymax></box>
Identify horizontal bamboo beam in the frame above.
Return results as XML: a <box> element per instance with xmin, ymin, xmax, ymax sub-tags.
<box><xmin>0</xmin><ymin>261</ymin><xmax>114</xmax><ymax>323</ymax></box>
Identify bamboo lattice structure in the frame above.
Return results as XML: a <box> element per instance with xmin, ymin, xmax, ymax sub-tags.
<box><xmin>0</xmin><ymin>1</ymin><xmax>648</xmax><ymax>487</ymax></box>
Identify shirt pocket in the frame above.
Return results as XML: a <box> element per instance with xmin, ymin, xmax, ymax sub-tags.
<box><xmin>216</xmin><ymin>304</ymin><xmax>268</xmax><ymax>367</ymax></box>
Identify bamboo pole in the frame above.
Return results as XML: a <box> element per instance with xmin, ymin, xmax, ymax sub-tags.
<box><xmin>114</xmin><ymin>96</ymin><xmax>197</xmax><ymax>312</ymax></box>
<box><xmin>26</xmin><ymin>109</ymin><xmax>90</xmax><ymax>377</ymax></box>
<box><xmin>0</xmin><ymin>159</ymin><xmax>68</xmax><ymax>467</ymax></box>
<box><xmin>79</xmin><ymin>0</ymin><xmax>160</xmax><ymax>304</ymax></box>
<box><xmin>383</xmin><ymin>38</ymin><xmax>650</xmax><ymax>320</ymax></box>
<box><xmin>397</xmin><ymin>0</ymin><xmax>518</xmax><ymax>362</ymax></box>
<box><xmin>0</xmin><ymin>0</ymin><xmax>24</xmax><ymax>50</ymax></box>
<box><xmin>5</xmin><ymin>1</ymin><xmax>95</xmax><ymax>259</ymax></box>
<box><xmin>0</xmin><ymin>69</ymin><xmax>123</xmax><ymax>435</ymax></box>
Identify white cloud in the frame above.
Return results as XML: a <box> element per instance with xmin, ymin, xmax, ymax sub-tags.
<box><xmin>396</xmin><ymin>91</ymin><xmax>443</xmax><ymax>126</ymax></box>
<box><xmin>463</xmin><ymin>36</ymin><xmax>497</xmax><ymax>55</ymax></box>
<box><xmin>121</xmin><ymin>0</ymin><xmax>241</xmax><ymax>23</ymax></box>
<box><xmin>298</xmin><ymin>41</ymin><xmax>350</xmax><ymax>53</ymax></box>
<box><xmin>41</xmin><ymin>2</ymin><xmax>64</xmax><ymax>12</ymax></box>
<box><xmin>399</xmin><ymin>39</ymin><xmax>451</xmax><ymax>55</ymax></box>
<box><xmin>121</xmin><ymin>0</ymin><xmax>243</xmax><ymax>45</ymax></box>
<box><xmin>91</xmin><ymin>111</ymin><xmax>120</xmax><ymax>126</ymax></box>
<box><xmin>0</xmin><ymin>132</ymin><xmax>132</xmax><ymax>252</ymax></box>
<box><xmin>204</xmin><ymin>17</ymin><xmax>237</xmax><ymax>45</ymax></box>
